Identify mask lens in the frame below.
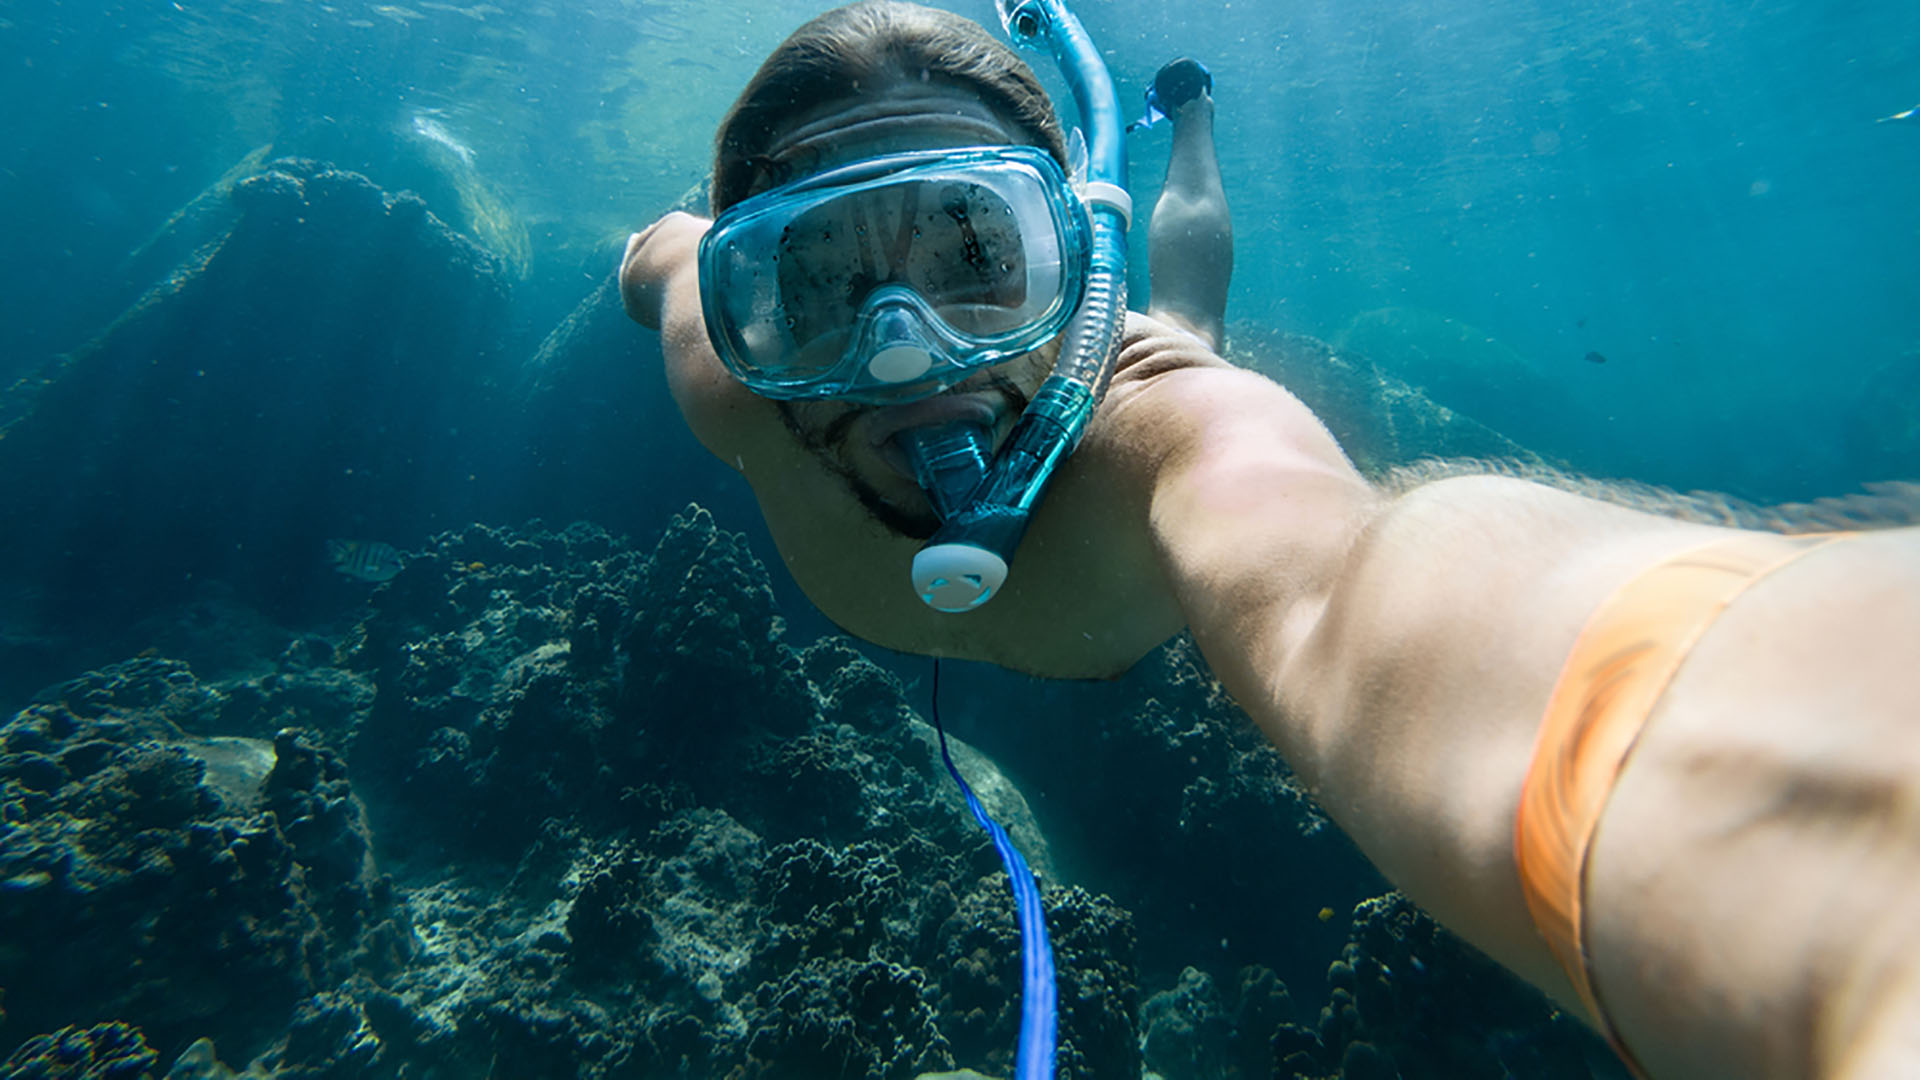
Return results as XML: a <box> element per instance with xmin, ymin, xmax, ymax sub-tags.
<box><xmin>774</xmin><ymin>172</ymin><xmax>1059</xmax><ymax>355</ymax></box>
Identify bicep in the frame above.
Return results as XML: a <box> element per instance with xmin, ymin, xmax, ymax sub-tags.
<box><xmin>1106</xmin><ymin>360</ymin><xmax>1381</xmax><ymax>720</ymax></box>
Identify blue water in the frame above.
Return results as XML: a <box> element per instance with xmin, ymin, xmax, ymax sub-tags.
<box><xmin>0</xmin><ymin>1</ymin><xmax>1914</xmax><ymax>1074</ymax></box>
<box><xmin>6</xmin><ymin>0</ymin><xmax>1915</xmax><ymax>501</ymax></box>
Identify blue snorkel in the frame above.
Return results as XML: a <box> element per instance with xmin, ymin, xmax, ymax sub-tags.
<box><xmin>903</xmin><ymin>0</ymin><xmax>1132</xmax><ymax>614</ymax></box>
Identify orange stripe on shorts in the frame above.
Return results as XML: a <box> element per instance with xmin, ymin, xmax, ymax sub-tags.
<box><xmin>1513</xmin><ymin>529</ymin><xmax>1853</xmax><ymax>1077</ymax></box>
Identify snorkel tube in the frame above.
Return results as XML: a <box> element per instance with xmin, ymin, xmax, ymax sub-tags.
<box><xmin>903</xmin><ymin>0</ymin><xmax>1131</xmax><ymax>614</ymax></box>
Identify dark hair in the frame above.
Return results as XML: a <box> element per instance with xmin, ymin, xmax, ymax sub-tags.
<box><xmin>711</xmin><ymin>0</ymin><xmax>1067</xmax><ymax>213</ymax></box>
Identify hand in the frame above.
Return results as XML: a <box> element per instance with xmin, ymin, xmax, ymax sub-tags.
<box><xmin>619</xmin><ymin>211</ymin><xmax>711</xmax><ymax>331</ymax></box>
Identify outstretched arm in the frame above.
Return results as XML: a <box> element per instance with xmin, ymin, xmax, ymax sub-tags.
<box><xmin>1110</xmin><ymin>353</ymin><xmax>1920</xmax><ymax>1078</ymax></box>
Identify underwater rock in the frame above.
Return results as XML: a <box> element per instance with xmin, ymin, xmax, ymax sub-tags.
<box><xmin>0</xmin><ymin>158</ymin><xmax>514</xmax><ymax>632</ymax></box>
<box><xmin>275</xmin><ymin>510</ymin><xmax>1118</xmax><ymax>1077</ymax></box>
<box><xmin>923</xmin><ymin>873</ymin><xmax>1141</xmax><ymax>1080</ymax></box>
<box><xmin>211</xmin><ymin>641</ymin><xmax>376</xmax><ymax>750</ymax></box>
<box><xmin>742</xmin><ymin>957</ymin><xmax>954</xmax><ymax>1078</ymax></box>
<box><xmin>341</xmin><ymin>511</ymin><xmax>1055</xmax><ymax>864</ymax></box>
<box><xmin>1226</xmin><ymin>321</ymin><xmax>1547</xmax><ymax>478</ymax></box>
<box><xmin>1326</xmin><ymin>307</ymin><xmax>1594</xmax><ymax>461</ymax></box>
<box><xmin>342</xmin><ymin>510</ymin><xmax>812</xmax><ymax>852</ymax></box>
<box><xmin>1035</xmin><ymin>886</ymin><xmax>1142</xmax><ymax>1079</ymax></box>
<box><xmin>0</xmin><ymin>1022</ymin><xmax>160</xmax><ymax>1080</ymax></box>
<box><xmin>1140</xmin><ymin>965</ymin><xmax>1294</xmax><ymax>1080</ymax></box>
<box><xmin>1272</xmin><ymin>893</ymin><xmax>1619</xmax><ymax>1079</ymax></box>
<box><xmin>944</xmin><ymin>635</ymin><xmax>1382</xmax><ymax>1017</ymax></box>
<box><xmin>0</xmin><ymin>659</ymin><xmax>401</xmax><ymax>1068</ymax></box>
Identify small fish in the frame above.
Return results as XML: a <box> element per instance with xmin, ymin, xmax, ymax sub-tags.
<box><xmin>1584</xmin><ymin>350</ymin><xmax>1608</xmax><ymax>365</ymax></box>
<box><xmin>1876</xmin><ymin>104</ymin><xmax>1920</xmax><ymax>124</ymax></box>
<box><xmin>1317</xmin><ymin>906</ymin><xmax>1335</xmax><ymax>922</ymax></box>
<box><xmin>328</xmin><ymin>539</ymin><xmax>405</xmax><ymax>582</ymax></box>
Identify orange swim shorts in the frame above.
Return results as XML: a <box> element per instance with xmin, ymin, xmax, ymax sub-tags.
<box><xmin>1513</xmin><ymin>529</ymin><xmax>1856</xmax><ymax>1076</ymax></box>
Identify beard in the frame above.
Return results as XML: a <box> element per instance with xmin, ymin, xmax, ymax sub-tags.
<box><xmin>775</xmin><ymin>367</ymin><xmax>1034</xmax><ymax>541</ymax></box>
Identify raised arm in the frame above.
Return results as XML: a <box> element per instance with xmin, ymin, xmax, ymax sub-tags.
<box><xmin>621</xmin><ymin>212</ymin><xmax>787</xmax><ymax>471</ymax></box>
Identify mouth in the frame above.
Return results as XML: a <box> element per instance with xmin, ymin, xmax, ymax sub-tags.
<box><xmin>865</xmin><ymin>391</ymin><xmax>1004</xmax><ymax>480</ymax></box>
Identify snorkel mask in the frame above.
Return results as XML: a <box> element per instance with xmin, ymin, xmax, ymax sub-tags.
<box><xmin>697</xmin><ymin>0</ymin><xmax>1130</xmax><ymax>612</ymax></box>
<box><xmin>700</xmin><ymin>146</ymin><xmax>1093</xmax><ymax>404</ymax></box>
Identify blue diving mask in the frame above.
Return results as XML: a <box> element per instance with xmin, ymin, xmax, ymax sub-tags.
<box><xmin>698</xmin><ymin>146</ymin><xmax>1091</xmax><ymax>404</ymax></box>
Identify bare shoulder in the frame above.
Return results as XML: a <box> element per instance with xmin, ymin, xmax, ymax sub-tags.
<box><xmin>1098</xmin><ymin>312</ymin><xmax>1346</xmax><ymax>474</ymax></box>
<box><xmin>1107</xmin><ymin>310</ymin><xmax>1236</xmax><ymax>394</ymax></box>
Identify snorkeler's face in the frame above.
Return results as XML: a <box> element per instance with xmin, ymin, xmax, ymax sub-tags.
<box><xmin>755</xmin><ymin>80</ymin><xmax>1061</xmax><ymax>538</ymax></box>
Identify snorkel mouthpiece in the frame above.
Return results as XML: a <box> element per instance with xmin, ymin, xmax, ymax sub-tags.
<box><xmin>907</xmin><ymin>0</ymin><xmax>1129</xmax><ymax>613</ymax></box>
<box><xmin>898</xmin><ymin>421</ymin><xmax>992</xmax><ymax>521</ymax></box>
<box><xmin>898</xmin><ymin>422</ymin><xmax>1008</xmax><ymax>611</ymax></box>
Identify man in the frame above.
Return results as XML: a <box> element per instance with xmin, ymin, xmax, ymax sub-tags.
<box><xmin>620</xmin><ymin>3</ymin><xmax>1920</xmax><ymax>1076</ymax></box>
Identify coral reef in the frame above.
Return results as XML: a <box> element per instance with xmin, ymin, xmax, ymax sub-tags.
<box><xmin>1</xmin><ymin>509</ymin><xmax>1613</xmax><ymax>1078</ymax></box>
<box><xmin>308</xmin><ymin>509</ymin><xmax>1140</xmax><ymax>1079</ymax></box>
<box><xmin>1271</xmin><ymin>894</ymin><xmax>1622</xmax><ymax>1080</ymax></box>
<box><xmin>939</xmin><ymin>636</ymin><xmax>1384</xmax><ymax>1008</ymax></box>
<box><xmin>0</xmin><ymin>659</ymin><xmax>401</xmax><ymax>1065</ymax></box>
<box><xmin>0</xmin><ymin>1022</ymin><xmax>160</xmax><ymax>1080</ymax></box>
<box><xmin>0</xmin><ymin>512</ymin><xmax>1145</xmax><ymax>1078</ymax></box>
<box><xmin>1139</xmin><ymin>965</ymin><xmax>1296</xmax><ymax>1080</ymax></box>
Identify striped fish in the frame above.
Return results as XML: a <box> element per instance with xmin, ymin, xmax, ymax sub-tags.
<box><xmin>1877</xmin><ymin>104</ymin><xmax>1920</xmax><ymax>124</ymax></box>
<box><xmin>327</xmin><ymin>539</ymin><xmax>405</xmax><ymax>582</ymax></box>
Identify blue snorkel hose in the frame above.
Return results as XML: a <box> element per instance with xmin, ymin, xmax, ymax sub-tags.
<box><xmin>904</xmin><ymin>0</ymin><xmax>1132</xmax><ymax>615</ymax></box>
<box><xmin>928</xmin><ymin>659</ymin><xmax>1056</xmax><ymax>1080</ymax></box>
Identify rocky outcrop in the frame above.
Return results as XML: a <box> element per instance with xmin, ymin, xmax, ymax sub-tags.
<box><xmin>1</xmin><ymin>511</ymin><xmax>1148</xmax><ymax>1078</ymax></box>
<box><xmin>0</xmin><ymin>159</ymin><xmax>514</xmax><ymax>633</ymax></box>
<box><xmin>0</xmin><ymin>1022</ymin><xmax>161</xmax><ymax>1080</ymax></box>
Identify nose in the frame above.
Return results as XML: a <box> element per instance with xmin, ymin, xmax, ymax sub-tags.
<box><xmin>866</xmin><ymin>307</ymin><xmax>935</xmax><ymax>383</ymax></box>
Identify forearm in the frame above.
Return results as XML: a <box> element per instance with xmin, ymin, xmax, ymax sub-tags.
<box><xmin>1152</xmin><ymin>450</ymin><xmax>1381</xmax><ymax>762</ymax></box>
